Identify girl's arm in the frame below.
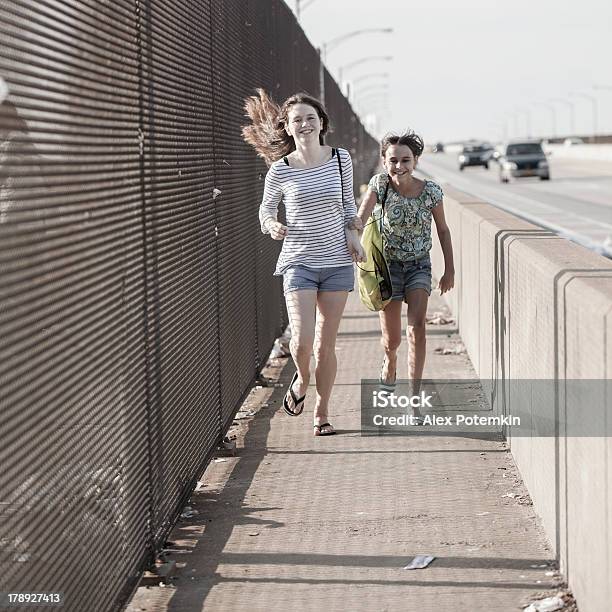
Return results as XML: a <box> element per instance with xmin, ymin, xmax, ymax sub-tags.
<box><xmin>356</xmin><ymin>189</ymin><xmax>377</xmax><ymax>227</ymax></box>
<box><xmin>259</xmin><ymin>165</ymin><xmax>288</xmax><ymax>240</ymax></box>
<box><xmin>339</xmin><ymin>149</ymin><xmax>362</xmax><ymax>232</ymax></box>
<box><xmin>431</xmin><ymin>201</ymin><xmax>455</xmax><ymax>294</ymax></box>
<box><xmin>338</xmin><ymin>149</ymin><xmax>365</xmax><ymax>261</ymax></box>
<box><xmin>345</xmin><ymin>226</ymin><xmax>366</xmax><ymax>262</ymax></box>
<box><xmin>344</xmin><ymin>188</ymin><xmax>377</xmax><ymax>264</ymax></box>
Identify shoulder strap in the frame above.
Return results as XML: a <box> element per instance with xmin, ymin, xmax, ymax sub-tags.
<box><xmin>335</xmin><ymin>148</ymin><xmax>343</xmax><ymax>202</ymax></box>
<box><xmin>378</xmin><ymin>174</ymin><xmax>390</xmax><ymax>211</ymax></box>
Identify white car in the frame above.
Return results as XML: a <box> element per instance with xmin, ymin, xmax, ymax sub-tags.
<box><xmin>563</xmin><ymin>137</ymin><xmax>585</xmax><ymax>146</ymax></box>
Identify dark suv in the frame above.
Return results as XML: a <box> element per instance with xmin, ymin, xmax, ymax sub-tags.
<box><xmin>458</xmin><ymin>144</ymin><xmax>491</xmax><ymax>171</ymax></box>
<box><xmin>498</xmin><ymin>141</ymin><xmax>550</xmax><ymax>182</ymax></box>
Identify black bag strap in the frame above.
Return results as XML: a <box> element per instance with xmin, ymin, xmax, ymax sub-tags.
<box><xmin>378</xmin><ymin>174</ymin><xmax>390</xmax><ymax>211</ymax></box>
<box><xmin>334</xmin><ymin>148</ymin><xmax>343</xmax><ymax>202</ymax></box>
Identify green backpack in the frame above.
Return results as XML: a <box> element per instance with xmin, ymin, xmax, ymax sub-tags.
<box><xmin>358</xmin><ymin>176</ymin><xmax>392</xmax><ymax>311</ymax></box>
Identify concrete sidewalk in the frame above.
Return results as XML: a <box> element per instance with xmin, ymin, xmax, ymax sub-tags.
<box><xmin>128</xmin><ymin>290</ymin><xmax>568</xmax><ymax>612</ymax></box>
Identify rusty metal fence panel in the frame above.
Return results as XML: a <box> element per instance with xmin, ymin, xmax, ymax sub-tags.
<box><xmin>0</xmin><ymin>1</ymin><xmax>379</xmax><ymax>610</ymax></box>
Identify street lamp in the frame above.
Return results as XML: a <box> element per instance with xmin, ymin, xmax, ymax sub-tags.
<box><xmin>352</xmin><ymin>72</ymin><xmax>390</xmax><ymax>85</ymax></box>
<box><xmin>355</xmin><ymin>91</ymin><xmax>389</xmax><ymax>107</ymax></box>
<box><xmin>319</xmin><ymin>28</ymin><xmax>393</xmax><ymax>106</ymax></box>
<box><xmin>354</xmin><ymin>83</ymin><xmax>390</xmax><ymax>97</ymax></box>
<box><xmin>506</xmin><ymin>111</ymin><xmax>519</xmax><ymax>139</ymax></box>
<box><xmin>515</xmin><ymin>107</ymin><xmax>532</xmax><ymax>138</ymax></box>
<box><xmin>549</xmin><ymin>98</ymin><xmax>575</xmax><ymax>137</ymax></box>
<box><xmin>295</xmin><ymin>0</ymin><xmax>317</xmax><ymax>21</ymax></box>
<box><xmin>356</xmin><ymin>95</ymin><xmax>390</xmax><ymax>119</ymax></box>
<box><xmin>570</xmin><ymin>91</ymin><xmax>598</xmax><ymax>142</ymax></box>
<box><xmin>533</xmin><ymin>102</ymin><xmax>556</xmax><ymax>140</ymax></box>
<box><xmin>338</xmin><ymin>55</ymin><xmax>393</xmax><ymax>85</ymax></box>
<box><xmin>361</xmin><ymin>103</ymin><xmax>391</xmax><ymax>138</ymax></box>
<box><xmin>348</xmin><ymin>73</ymin><xmax>389</xmax><ymax>101</ymax></box>
<box><xmin>490</xmin><ymin>121</ymin><xmax>507</xmax><ymax>143</ymax></box>
<box><xmin>323</xmin><ymin>27</ymin><xmax>393</xmax><ymax>57</ymax></box>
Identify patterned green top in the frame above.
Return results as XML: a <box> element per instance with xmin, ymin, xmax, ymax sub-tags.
<box><xmin>367</xmin><ymin>173</ymin><xmax>443</xmax><ymax>261</ymax></box>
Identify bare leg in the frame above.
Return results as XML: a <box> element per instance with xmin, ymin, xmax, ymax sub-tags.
<box><xmin>284</xmin><ymin>289</ymin><xmax>317</xmax><ymax>413</ymax></box>
<box><xmin>405</xmin><ymin>288</ymin><xmax>429</xmax><ymax>415</ymax></box>
<box><xmin>312</xmin><ymin>290</ymin><xmax>349</xmax><ymax>431</ymax></box>
<box><xmin>378</xmin><ymin>300</ymin><xmax>403</xmax><ymax>383</ymax></box>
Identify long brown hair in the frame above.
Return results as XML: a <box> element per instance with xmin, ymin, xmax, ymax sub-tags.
<box><xmin>242</xmin><ymin>89</ymin><xmax>330</xmax><ymax>166</ymax></box>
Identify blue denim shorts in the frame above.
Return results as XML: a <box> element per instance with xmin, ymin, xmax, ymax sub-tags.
<box><xmin>283</xmin><ymin>264</ymin><xmax>354</xmax><ymax>295</ymax></box>
<box><xmin>389</xmin><ymin>255</ymin><xmax>432</xmax><ymax>301</ymax></box>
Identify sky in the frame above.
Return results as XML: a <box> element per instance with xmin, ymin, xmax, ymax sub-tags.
<box><xmin>291</xmin><ymin>0</ymin><xmax>612</xmax><ymax>144</ymax></box>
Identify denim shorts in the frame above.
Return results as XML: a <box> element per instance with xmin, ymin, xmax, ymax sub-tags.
<box><xmin>283</xmin><ymin>264</ymin><xmax>354</xmax><ymax>295</ymax></box>
<box><xmin>388</xmin><ymin>255</ymin><xmax>432</xmax><ymax>301</ymax></box>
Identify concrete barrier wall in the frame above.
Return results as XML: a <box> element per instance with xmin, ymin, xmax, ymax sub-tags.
<box><xmin>430</xmin><ymin>186</ymin><xmax>612</xmax><ymax>612</ymax></box>
<box><xmin>546</xmin><ymin>143</ymin><xmax>612</xmax><ymax>161</ymax></box>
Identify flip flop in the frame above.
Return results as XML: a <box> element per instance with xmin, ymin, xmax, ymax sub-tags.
<box><xmin>378</xmin><ymin>357</ymin><xmax>396</xmax><ymax>393</ymax></box>
<box><xmin>283</xmin><ymin>371</ymin><xmax>306</xmax><ymax>416</ymax></box>
<box><xmin>314</xmin><ymin>422</ymin><xmax>336</xmax><ymax>436</ymax></box>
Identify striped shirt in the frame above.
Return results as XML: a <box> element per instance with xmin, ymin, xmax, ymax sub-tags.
<box><xmin>259</xmin><ymin>147</ymin><xmax>357</xmax><ymax>275</ymax></box>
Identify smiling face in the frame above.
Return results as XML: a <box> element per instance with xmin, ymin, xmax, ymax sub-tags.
<box><xmin>284</xmin><ymin>103</ymin><xmax>322</xmax><ymax>143</ymax></box>
<box><xmin>383</xmin><ymin>144</ymin><xmax>418</xmax><ymax>178</ymax></box>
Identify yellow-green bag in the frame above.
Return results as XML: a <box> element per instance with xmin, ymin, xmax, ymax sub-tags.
<box><xmin>358</xmin><ymin>177</ymin><xmax>392</xmax><ymax>311</ymax></box>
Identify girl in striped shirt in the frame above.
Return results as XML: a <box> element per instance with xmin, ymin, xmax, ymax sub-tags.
<box><xmin>243</xmin><ymin>90</ymin><xmax>364</xmax><ymax>436</ymax></box>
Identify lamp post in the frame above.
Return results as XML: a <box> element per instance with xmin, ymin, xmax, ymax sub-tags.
<box><xmin>490</xmin><ymin>121</ymin><xmax>507</xmax><ymax>143</ymax></box>
<box><xmin>549</xmin><ymin>98</ymin><xmax>575</xmax><ymax>137</ymax></box>
<box><xmin>515</xmin><ymin>107</ymin><xmax>532</xmax><ymax>138</ymax></box>
<box><xmin>318</xmin><ymin>28</ymin><xmax>393</xmax><ymax>105</ymax></box>
<box><xmin>361</xmin><ymin>102</ymin><xmax>391</xmax><ymax>138</ymax></box>
<box><xmin>295</xmin><ymin>0</ymin><xmax>317</xmax><ymax>22</ymax></box>
<box><xmin>570</xmin><ymin>91</ymin><xmax>598</xmax><ymax>142</ymax></box>
<box><xmin>338</xmin><ymin>55</ymin><xmax>393</xmax><ymax>87</ymax></box>
<box><xmin>323</xmin><ymin>28</ymin><xmax>393</xmax><ymax>59</ymax></box>
<box><xmin>506</xmin><ymin>111</ymin><xmax>519</xmax><ymax>139</ymax></box>
<box><xmin>354</xmin><ymin>83</ymin><xmax>390</xmax><ymax>98</ymax></box>
<box><xmin>349</xmin><ymin>73</ymin><xmax>389</xmax><ymax>102</ymax></box>
<box><xmin>352</xmin><ymin>72</ymin><xmax>390</xmax><ymax>85</ymax></box>
<box><xmin>533</xmin><ymin>101</ymin><xmax>557</xmax><ymax>140</ymax></box>
<box><xmin>355</xmin><ymin>91</ymin><xmax>389</xmax><ymax>111</ymax></box>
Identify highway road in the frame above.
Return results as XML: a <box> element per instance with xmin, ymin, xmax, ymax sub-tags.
<box><xmin>418</xmin><ymin>153</ymin><xmax>612</xmax><ymax>258</ymax></box>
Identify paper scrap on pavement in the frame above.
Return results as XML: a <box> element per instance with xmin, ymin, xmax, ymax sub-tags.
<box><xmin>523</xmin><ymin>595</ymin><xmax>564</xmax><ymax>612</ymax></box>
<box><xmin>403</xmin><ymin>555</ymin><xmax>435</xmax><ymax>570</ymax></box>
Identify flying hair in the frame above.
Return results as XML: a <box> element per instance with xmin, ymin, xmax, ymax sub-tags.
<box><xmin>242</xmin><ymin>89</ymin><xmax>329</xmax><ymax>166</ymax></box>
<box><xmin>380</xmin><ymin>130</ymin><xmax>425</xmax><ymax>159</ymax></box>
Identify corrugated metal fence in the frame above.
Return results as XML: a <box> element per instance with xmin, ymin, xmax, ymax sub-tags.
<box><xmin>0</xmin><ymin>1</ymin><xmax>379</xmax><ymax>610</ymax></box>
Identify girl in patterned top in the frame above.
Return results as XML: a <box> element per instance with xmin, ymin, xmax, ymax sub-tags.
<box><xmin>357</xmin><ymin>132</ymin><xmax>455</xmax><ymax>421</ymax></box>
<box><xmin>243</xmin><ymin>89</ymin><xmax>365</xmax><ymax>436</ymax></box>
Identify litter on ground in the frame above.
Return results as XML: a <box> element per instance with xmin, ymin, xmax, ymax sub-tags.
<box><xmin>403</xmin><ymin>555</ymin><xmax>435</xmax><ymax>570</ymax></box>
